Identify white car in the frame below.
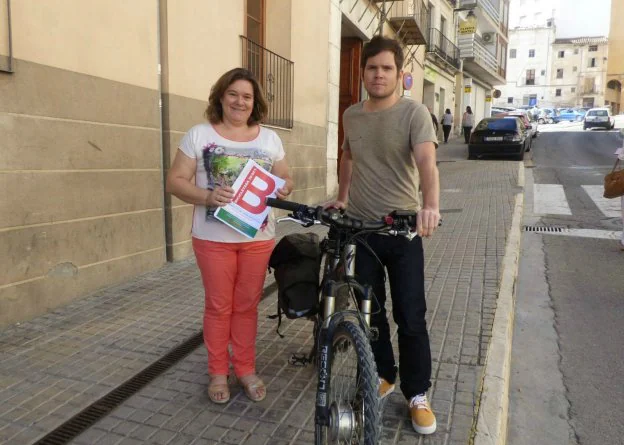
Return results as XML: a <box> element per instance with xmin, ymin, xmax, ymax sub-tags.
<box><xmin>583</xmin><ymin>108</ymin><xmax>615</xmax><ymax>130</ymax></box>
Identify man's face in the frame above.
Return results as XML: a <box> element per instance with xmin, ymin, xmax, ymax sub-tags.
<box><xmin>362</xmin><ymin>50</ymin><xmax>402</xmax><ymax>100</ymax></box>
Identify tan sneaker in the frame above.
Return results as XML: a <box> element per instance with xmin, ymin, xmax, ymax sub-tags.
<box><xmin>409</xmin><ymin>393</ymin><xmax>437</xmax><ymax>435</ymax></box>
<box><xmin>378</xmin><ymin>377</ymin><xmax>395</xmax><ymax>399</ymax></box>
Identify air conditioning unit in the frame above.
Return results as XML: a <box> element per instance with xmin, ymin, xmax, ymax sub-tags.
<box><xmin>482</xmin><ymin>33</ymin><xmax>495</xmax><ymax>44</ymax></box>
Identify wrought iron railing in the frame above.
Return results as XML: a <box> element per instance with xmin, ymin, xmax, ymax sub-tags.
<box><xmin>386</xmin><ymin>0</ymin><xmax>430</xmax><ymax>45</ymax></box>
<box><xmin>240</xmin><ymin>36</ymin><xmax>294</xmax><ymax>129</ymax></box>
<box><xmin>427</xmin><ymin>28</ymin><xmax>460</xmax><ymax>69</ymax></box>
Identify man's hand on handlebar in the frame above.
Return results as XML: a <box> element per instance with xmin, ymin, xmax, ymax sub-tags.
<box><xmin>323</xmin><ymin>200</ymin><xmax>347</xmax><ymax>210</ymax></box>
<box><xmin>417</xmin><ymin>207</ymin><xmax>441</xmax><ymax>238</ymax></box>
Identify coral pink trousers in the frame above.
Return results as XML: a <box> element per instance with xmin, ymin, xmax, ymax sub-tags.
<box><xmin>192</xmin><ymin>237</ymin><xmax>274</xmax><ymax>377</ymax></box>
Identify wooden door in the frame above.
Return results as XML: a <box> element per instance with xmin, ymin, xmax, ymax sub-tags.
<box><xmin>338</xmin><ymin>38</ymin><xmax>362</xmax><ymax>178</ymax></box>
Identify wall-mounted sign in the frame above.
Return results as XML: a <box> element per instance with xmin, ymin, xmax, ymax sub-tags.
<box><xmin>464</xmin><ymin>86</ymin><xmax>472</xmax><ymax>93</ymax></box>
<box><xmin>459</xmin><ymin>11</ymin><xmax>478</xmax><ymax>35</ymax></box>
<box><xmin>485</xmin><ymin>96</ymin><xmax>492</xmax><ymax>102</ymax></box>
<box><xmin>424</xmin><ymin>66</ymin><xmax>437</xmax><ymax>82</ymax></box>
<box><xmin>403</xmin><ymin>72</ymin><xmax>413</xmax><ymax>90</ymax></box>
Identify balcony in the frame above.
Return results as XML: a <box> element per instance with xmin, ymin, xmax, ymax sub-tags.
<box><xmin>457</xmin><ymin>0</ymin><xmax>501</xmax><ymax>34</ymax></box>
<box><xmin>458</xmin><ymin>34</ymin><xmax>505</xmax><ymax>86</ymax></box>
<box><xmin>384</xmin><ymin>0</ymin><xmax>429</xmax><ymax>45</ymax></box>
<box><xmin>240</xmin><ymin>36</ymin><xmax>294</xmax><ymax>129</ymax></box>
<box><xmin>426</xmin><ymin>28</ymin><xmax>461</xmax><ymax>71</ymax></box>
<box><xmin>581</xmin><ymin>87</ymin><xmax>602</xmax><ymax>95</ymax></box>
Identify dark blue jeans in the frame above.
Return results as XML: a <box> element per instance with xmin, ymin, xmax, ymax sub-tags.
<box><xmin>355</xmin><ymin>233</ymin><xmax>432</xmax><ymax>399</ymax></box>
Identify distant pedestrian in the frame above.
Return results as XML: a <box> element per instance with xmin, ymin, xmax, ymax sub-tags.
<box><xmin>166</xmin><ymin>68</ymin><xmax>293</xmax><ymax>404</ymax></box>
<box><xmin>441</xmin><ymin>108</ymin><xmax>453</xmax><ymax>143</ymax></box>
<box><xmin>462</xmin><ymin>106</ymin><xmax>475</xmax><ymax>143</ymax></box>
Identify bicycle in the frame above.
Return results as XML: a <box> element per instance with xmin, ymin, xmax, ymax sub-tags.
<box><xmin>266</xmin><ymin>197</ymin><xmax>421</xmax><ymax>445</ymax></box>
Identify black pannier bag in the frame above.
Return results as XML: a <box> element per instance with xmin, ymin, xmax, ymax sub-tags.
<box><xmin>268</xmin><ymin>233</ymin><xmax>321</xmax><ymax>334</ymax></box>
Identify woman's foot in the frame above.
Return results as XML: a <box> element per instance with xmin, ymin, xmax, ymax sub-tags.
<box><xmin>207</xmin><ymin>375</ymin><xmax>230</xmax><ymax>404</ymax></box>
<box><xmin>239</xmin><ymin>374</ymin><xmax>266</xmax><ymax>402</ymax></box>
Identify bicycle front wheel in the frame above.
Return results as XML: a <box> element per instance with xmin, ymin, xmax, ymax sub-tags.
<box><xmin>315</xmin><ymin>321</ymin><xmax>381</xmax><ymax>445</ymax></box>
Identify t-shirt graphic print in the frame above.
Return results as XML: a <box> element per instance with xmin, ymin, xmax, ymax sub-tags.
<box><xmin>179</xmin><ymin>123</ymin><xmax>285</xmax><ymax>243</ymax></box>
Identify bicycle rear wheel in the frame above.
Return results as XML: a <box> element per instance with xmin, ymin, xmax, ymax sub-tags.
<box><xmin>315</xmin><ymin>321</ymin><xmax>381</xmax><ymax>445</ymax></box>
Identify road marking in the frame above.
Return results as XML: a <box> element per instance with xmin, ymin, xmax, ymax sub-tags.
<box><xmin>581</xmin><ymin>185</ymin><xmax>622</xmax><ymax>218</ymax></box>
<box><xmin>537</xmin><ymin>228</ymin><xmax>623</xmax><ymax>240</ymax></box>
<box><xmin>533</xmin><ymin>184</ymin><xmax>572</xmax><ymax>215</ymax></box>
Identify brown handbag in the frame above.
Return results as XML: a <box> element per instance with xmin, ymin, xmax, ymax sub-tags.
<box><xmin>603</xmin><ymin>158</ymin><xmax>624</xmax><ymax>199</ymax></box>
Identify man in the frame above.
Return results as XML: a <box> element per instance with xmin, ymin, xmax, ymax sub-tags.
<box><xmin>327</xmin><ymin>35</ymin><xmax>440</xmax><ymax>435</ymax></box>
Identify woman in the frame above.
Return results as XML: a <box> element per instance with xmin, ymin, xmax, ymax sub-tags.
<box><xmin>462</xmin><ymin>106</ymin><xmax>475</xmax><ymax>144</ymax></box>
<box><xmin>166</xmin><ymin>68</ymin><xmax>293</xmax><ymax>404</ymax></box>
<box><xmin>441</xmin><ymin>108</ymin><xmax>453</xmax><ymax>144</ymax></box>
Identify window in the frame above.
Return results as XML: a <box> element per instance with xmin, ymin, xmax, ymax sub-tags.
<box><xmin>510</xmin><ymin>49</ymin><xmax>517</xmax><ymax>58</ymax></box>
<box><xmin>246</xmin><ymin>0</ymin><xmax>264</xmax><ymax>45</ymax></box>
<box><xmin>556</xmin><ymin>89</ymin><xmax>562</xmax><ymax>96</ymax></box>
<box><xmin>573</xmin><ymin>66</ymin><xmax>577</xmax><ymax>72</ymax></box>
<box><xmin>589</xmin><ymin>45</ymin><xmax>598</xmax><ymax>52</ymax></box>
<box><xmin>558</xmin><ymin>50</ymin><xmax>565</xmax><ymax>58</ymax></box>
<box><xmin>571</xmin><ymin>87</ymin><xmax>576</xmax><ymax>92</ymax></box>
<box><xmin>529</xmin><ymin>49</ymin><xmax>535</xmax><ymax>58</ymax></box>
<box><xmin>556</xmin><ymin>69</ymin><xmax>563</xmax><ymax>78</ymax></box>
<box><xmin>541</xmin><ymin>70</ymin><xmax>546</xmax><ymax>76</ymax></box>
<box><xmin>574</xmin><ymin>48</ymin><xmax>579</xmax><ymax>54</ymax></box>
<box><xmin>526</xmin><ymin>69</ymin><xmax>535</xmax><ymax>85</ymax></box>
<box><xmin>589</xmin><ymin>57</ymin><xmax>597</xmax><ymax>67</ymax></box>
<box><xmin>519</xmin><ymin>15</ymin><xmax>526</xmax><ymax>26</ymax></box>
<box><xmin>507</xmin><ymin>97</ymin><xmax>514</xmax><ymax>104</ymax></box>
<box><xmin>546</xmin><ymin>18</ymin><xmax>553</xmax><ymax>27</ymax></box>
<box><xmin>440</xmin><ymin>16</ymin><xmax>446</xmax><ymax>36</ymax></box>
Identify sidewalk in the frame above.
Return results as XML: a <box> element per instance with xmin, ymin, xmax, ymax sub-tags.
<box><xmin>0</xmin><ymin>137</ymin><xmax>522</xmax><ymax>445</ymax></box>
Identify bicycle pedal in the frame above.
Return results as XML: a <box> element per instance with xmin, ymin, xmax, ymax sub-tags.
<box><xmin>289</xmin><ymin>353</ymin><xmax>311</xmax><ymax>367</ymax></box>
<box><xmin>369</xmin><ymin>328</ymin><xmax>379</xmax><ymax>341</ymax></box>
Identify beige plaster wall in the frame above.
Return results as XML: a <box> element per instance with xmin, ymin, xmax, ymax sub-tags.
<box><xmin>6</xmin><ymin>0</ymin><xmax>158</xmax><ymax>89</ymax></box>
<box><xmin>290</xmin><ymin>1</ymin><xmax>330</xmax><ymax>127</ymax></box>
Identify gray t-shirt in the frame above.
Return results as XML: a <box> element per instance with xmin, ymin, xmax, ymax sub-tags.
<box><xmin>342</xmin><ymin>98</ymin><xmax>437</xmax><ymax>221</ymax></box>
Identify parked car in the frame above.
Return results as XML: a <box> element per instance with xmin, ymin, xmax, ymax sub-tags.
<box><xmin>494</xmin><ymin>111</ymin><xmax>538</xmax><ymax>138</ymax></box>
<box><xmin>468</xmin><ymin>117</ymin><xmax>531</xmax><ymax>161</ymax></box>
<box><xmin>536</xmin><ymin>108</ymin><xmax>556</xmax><ymax>124</ymax></box>
<box><xmin>553</xmin><ymin>108</ymin><xmax>584</xmax><ymax>123</ymax></box>
<box><xmin>491</xmin><ymin>106</ymin><xmax>516</xmax><ymax>116</ymax></box>
<box><xmin>583</xmin><ymin>107</ymin><xmax>615</xmax><ymax>130</ymax></box>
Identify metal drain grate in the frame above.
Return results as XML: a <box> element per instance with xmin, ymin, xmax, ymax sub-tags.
<box><xmin>524</xmin><ymin>225</ymin><xmax>568</xmax><ymax>233</ymax></box>
<box><xmin>34</xmin><ymin>332</ymin><xmax>204</xmax><ymax>445</ymax></box>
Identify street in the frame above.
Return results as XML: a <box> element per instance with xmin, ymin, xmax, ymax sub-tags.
<box><xmin>508</xmin><ymin>118</ymin><xmax>624</xmax><ymax>445</ymax></box>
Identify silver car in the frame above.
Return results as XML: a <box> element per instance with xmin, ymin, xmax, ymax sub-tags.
<box><xmin>583</xmin><ymin>108</ymin><xmax>615</xmax><ymax>130</ymax></box>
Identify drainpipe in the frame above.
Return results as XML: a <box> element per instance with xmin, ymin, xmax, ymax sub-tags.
<box><xmin>156</xmin><ymin>0</ymin><xmax>169</xmax><ymax>262</ymax></box>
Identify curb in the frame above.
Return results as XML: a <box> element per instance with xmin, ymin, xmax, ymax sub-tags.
<box><xmin>472</xmin><ymin>161</ymin><xmax>525</xmax><ymax>445</ymax></box>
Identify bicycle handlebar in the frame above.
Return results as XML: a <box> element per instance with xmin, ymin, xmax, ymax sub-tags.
<box><xmin>266</xmin><ymin>198</ymin><xmax>417</xmax><ymax>232</ymax></box>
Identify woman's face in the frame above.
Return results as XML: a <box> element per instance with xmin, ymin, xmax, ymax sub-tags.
<box><xmin>220</xmin><ymin>79</ymin><xmax>255</xmax><ymax>125</ymax></box>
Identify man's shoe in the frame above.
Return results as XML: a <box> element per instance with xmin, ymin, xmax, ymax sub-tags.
<box><xmin>410</xmin><ymin>393</ymin><xmax>436</xmax><ymax>435</ymax></box>
<box><xmin>378</xmin><ymin>378</ymin><xmax>395</xmax><ymax>399</ymax></box>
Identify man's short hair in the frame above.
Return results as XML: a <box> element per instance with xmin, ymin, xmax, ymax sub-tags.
<box><xmin>361</xmin><ymin>35</ymin><xmax>404</xmax><ymax>71</ymax></box>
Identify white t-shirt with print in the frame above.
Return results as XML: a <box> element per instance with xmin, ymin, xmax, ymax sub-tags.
<box><xmin>179</xmin><ymin>123</ymin><xmax>285</xmax><ymax>243</ymax></box>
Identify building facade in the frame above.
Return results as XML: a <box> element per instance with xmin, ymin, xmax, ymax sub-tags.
<box><xmin>550</xmin><ymin>37</ymin><xmax>609</xmax><ymax>109</ymax></box>
<box><xmin>422</xmin><ymin>0</ymin><xmax>462</xmax><ymax>134</ymax></box>
<box><xmin>496</xmin><ymin>24</ymin><xmax>556</xmax><ymax>107</ymax></box>
<box><xmin>606</xmin><ymin>0</ymin><xmax>623</xmax><ymax>113</ymax></box>
<box><xmin>0</xmin><ymin>0</ymin><xmax>432</xmax><ymax>326</ymax></box>
<box><xmin>456</xmin><ymin>0</ymin><xmax>509</xmax><ymax>125</ymax></box>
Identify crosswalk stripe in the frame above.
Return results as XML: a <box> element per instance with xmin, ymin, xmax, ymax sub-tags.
<box><xmin>541</xmin><ymin>228</ymin><xmax>623</xmax><ymax>240</ymax></box>
<box><xmin>533</xmin><ymin>184</ymin><xmax>572</xmax><ymax>215</ymax></box>
<box><xmin>581</xmin><ymin>185</ymin><xmax>621</xmax><ymax>218</ymax></box>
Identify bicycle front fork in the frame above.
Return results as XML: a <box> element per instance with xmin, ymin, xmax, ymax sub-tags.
<box><xmin>322</xmin><ymin>242</ymin><xmax>373</xmax><ymax>328</ymax></box>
